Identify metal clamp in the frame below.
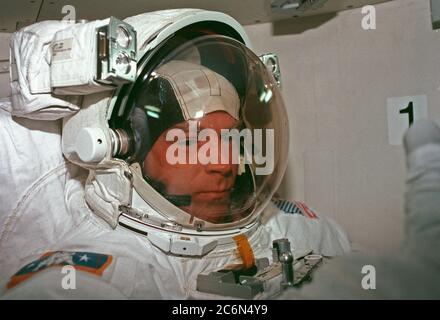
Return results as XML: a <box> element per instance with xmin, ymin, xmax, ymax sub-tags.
<box><xmin>273</xmin><ymin>239</ymin><xmax>294</xmax><ymax>287</ymax></box>
<box><xmin>259</xmin><ymin>53</ymin><xmax>282</xmax><ymax>88</ymax></box>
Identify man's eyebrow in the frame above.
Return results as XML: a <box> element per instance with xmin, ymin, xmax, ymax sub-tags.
<box><xmin>198</xmin><ymin>120</ymin><xmax>241</xmax><ymax>131</ymax></box>
<box><xmin>171</xmin><ymin>120</ymin><xmax>241</xmax><ymax>131</ymax></box>
<box><xmin>231</xmin><ymin>121</ymin><xmax>242</xmax><ymax>130</ymax></box>
<box><xmin>217</xmin><ymin>120</ymin><xmax>242</xmax><ymax>130</ymax></box>
<box><xmin>172</xmin><ymin>123</ymin><xmax>190</xmax><ymax>131</ymax></box>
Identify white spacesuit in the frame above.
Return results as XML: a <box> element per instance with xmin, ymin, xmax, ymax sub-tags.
<box><xmin>0</xmin><ymin>9</ymin><xmax>350</xmax><ymax>299</ymax></box>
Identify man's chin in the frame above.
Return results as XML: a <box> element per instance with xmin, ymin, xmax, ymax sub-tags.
<box><xmin>181</xmin><ymin>203</ymin><xmax>230</xmax><ymax>224</ymax></box>
<box><xmin>195</xmin><ymin>191</ymin><xmax>232</xmax><ymax>202</ymax></box>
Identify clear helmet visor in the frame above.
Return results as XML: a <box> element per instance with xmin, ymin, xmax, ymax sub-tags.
<box><xmin>118</xmin><ymin>35</ymin><xmax>289</xmax><ymax>230</ymax></box>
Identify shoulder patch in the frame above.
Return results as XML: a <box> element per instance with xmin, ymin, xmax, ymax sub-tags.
<box><xmin>274</xmin><ymin>199</ymin><xmax>318</xmax><ymax>219</ymax></box>
<box><xmin>7</xmin><ymin>251</ymin><xmax>113</xmax><ymax>290</ymax></box>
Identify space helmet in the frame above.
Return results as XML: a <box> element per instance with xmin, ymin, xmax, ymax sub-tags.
<box><xmin>108</xmin><ymin>32</ymin><xmax>289</xmax><ymax>232</ymax></box>
<box><xmin>62</xmin><ymin>10</ymin><xmax>289</xmax><ymax>237</ymax></box>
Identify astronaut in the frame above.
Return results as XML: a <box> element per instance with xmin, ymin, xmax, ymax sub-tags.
<box><xmin>0</xmin><ymin>9</ymin><xmax>350</xmax><ymax>299</ymax></box>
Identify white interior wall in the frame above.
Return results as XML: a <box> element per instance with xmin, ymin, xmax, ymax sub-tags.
<box><xmin>244</xmin><ymin>0</ymin><xmax>440</xmax><ymax>253</ymax></box>
<box><xmin>0</xmin><ymin>33</ymin><xmax>11</xmax><ymax>99</ymax></box>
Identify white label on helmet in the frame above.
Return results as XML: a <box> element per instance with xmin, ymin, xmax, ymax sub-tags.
<box><xmin>52</xmin><ymin>38</ymin><xmax>73</xmax><ymax>62</ymax></box>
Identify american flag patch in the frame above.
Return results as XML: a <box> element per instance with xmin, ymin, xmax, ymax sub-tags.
<box><xmin>273</xmin><ymin>199</ymin><xmax>318</xmax><ymax>219</ymax></box>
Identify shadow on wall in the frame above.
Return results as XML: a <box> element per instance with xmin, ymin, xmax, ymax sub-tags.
<box><xmin>276</xmin><ymin>164</ymin><xmax>294</xmax><ymax>199</ymax></box>
<box><xmin>272</xmin><ymin>12</ymin><xmax>337</xmax><ymax>35</ymax></box>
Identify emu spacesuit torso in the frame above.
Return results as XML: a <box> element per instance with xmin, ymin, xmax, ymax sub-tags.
<box><xmin>0</xmin><ymin>9</ymin><xmax>350</xmax><ymax>299</ymax></box>
<box><xmin>0</xmin><ymin>162</ymin><xmax>349</xmax><ymax>299</ymax></box>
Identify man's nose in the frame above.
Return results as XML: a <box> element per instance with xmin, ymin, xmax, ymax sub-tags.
<box><xmin>205</xmin><ymin>161</ymin><xmax>234</xmax><ymax>176</ymax></box>
<box><xmin>204</xmin><ymin>138</ymin><xmax>235</xmax><ymax>176</ymax></box>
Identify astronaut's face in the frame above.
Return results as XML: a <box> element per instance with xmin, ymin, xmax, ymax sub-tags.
<box><xmin>143</xmin><ymin>111</ymin><xmax>239</xmax><ymax>223</ymax></box>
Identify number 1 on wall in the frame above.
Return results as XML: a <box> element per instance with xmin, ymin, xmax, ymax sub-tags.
<box><xmin>399</xmin><ymin>101</ymin><xmax>414</xmax><ymax>127</ymax></box>
<box><xmin>387</xmin><ymin>95</ymin><xmax>428</xmax><ymax>145</ymax></box>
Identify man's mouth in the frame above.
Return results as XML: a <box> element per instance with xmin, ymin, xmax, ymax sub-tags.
<box><xmin>197</xmin><ymin>189</ymin><xmax>231</xmax><ymax>200</ymax></box>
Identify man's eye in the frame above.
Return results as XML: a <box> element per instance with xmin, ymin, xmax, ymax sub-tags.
<box><xmin>220</xmin><ymin>134</ymin><xmax>232</xmax><ymax>143</ymax></box>
<box><xmin>178</xmin><ymin>138</ymin><xmax>197</xmax><ymax>146</ymax></box>
<box><xmin>221</xmin><ymin>134</ymin><xmax>237</xmax><ymax>146</ymax></box>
